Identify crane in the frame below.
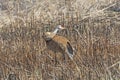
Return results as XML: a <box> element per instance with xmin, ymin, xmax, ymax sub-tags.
<box><xmin>42</xmin><ymin>25</ymin><xmax>80</xmax><ymax>75</ymax></box>
<box><xmin>42</xmin><ymin>25</ymin><xmax>74</xmax><ymax>60</ymax></box>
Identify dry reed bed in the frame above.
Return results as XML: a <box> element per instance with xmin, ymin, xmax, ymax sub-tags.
<box><xmin>0</xmin><ymin>11</ymin><xmax>120</xmax><ymax>80</ymax></box>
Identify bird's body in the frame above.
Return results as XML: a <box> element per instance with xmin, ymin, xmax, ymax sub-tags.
<box><xmin>42</xmin><ymin>25</ymin><xmax>74</xmax><ymax>60</ymax></box>
<box><xmin>42</xmin><ymin>25</ymin><xmax>81</xmax><ymax>73</ymax></box>
<box><xmin>46</xmin><ymin>35</ymin><xmax>74</xmax><ymax>60</ymax></box>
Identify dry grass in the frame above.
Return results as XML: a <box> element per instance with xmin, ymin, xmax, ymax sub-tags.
<box><xmin>0</xmin><ymin>0</ymin><xmax>120</xmax><ymax>80</ymax></box>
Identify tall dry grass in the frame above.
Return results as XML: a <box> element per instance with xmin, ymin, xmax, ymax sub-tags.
<box><xmin>0</xmin><ymin>0</ymin><xmax>120</xmax><ymax>80</ymax></box>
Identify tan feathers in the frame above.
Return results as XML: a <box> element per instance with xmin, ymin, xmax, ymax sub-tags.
<box><xmin>42</xmin><ymin>25</ymin><xmax>74</xmax><ymax>60</ymax></box>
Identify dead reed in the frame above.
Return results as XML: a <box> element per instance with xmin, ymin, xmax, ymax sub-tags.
<box><xmin>0</xmin><ymin>0</ymin><xmax>120</xmax><ymax>80</ymax></box>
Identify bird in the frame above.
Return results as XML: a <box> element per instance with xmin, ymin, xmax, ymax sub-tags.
<box><xmin>42</xmin><ymin>25</ymin><xmax>81</xmax><ymax>73</ymax></box>
<box><xmin>42</xmin><ymin>25</ymin><xmax>74</xmax><ymax>61</ymax></box>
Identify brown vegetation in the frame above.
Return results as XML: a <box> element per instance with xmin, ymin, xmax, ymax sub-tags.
<box><xmin>0</xmin><ymin>0</ymin><xmax>120</xmax><ymax>80</ymax></box>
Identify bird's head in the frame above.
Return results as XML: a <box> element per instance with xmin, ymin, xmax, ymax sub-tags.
<box><xmin>56</xmin><ymin>25</ymin><xmax>66</xmax><ymax>30</ymax></box>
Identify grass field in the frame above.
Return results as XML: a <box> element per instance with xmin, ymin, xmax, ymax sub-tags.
<box><xmin>0</xmin><ymin>0</ymin><xmax>120</xmax><ymax>80</ymax></box>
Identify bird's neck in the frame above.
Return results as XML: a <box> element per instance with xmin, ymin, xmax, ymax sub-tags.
<box><xmin>53</xmin><ymin>28</ymin><xmax>59</xmax><ymax>34</ymax></box>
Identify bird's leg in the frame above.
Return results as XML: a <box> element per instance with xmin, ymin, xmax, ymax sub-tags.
<box><xmin>53</xmin><ymin>52</ymin><xmax>57</xmax><ymax>80</ymax></box>
<box><xmin>54</xmin><ymin>51</ymin><xmax>57</xmax><ymax>66</ymax></box>
<box><xmin>62</xmin><ymin>53</ymin><xmax>67</xmax><ymax>64</ymax></box>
